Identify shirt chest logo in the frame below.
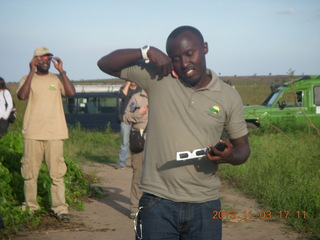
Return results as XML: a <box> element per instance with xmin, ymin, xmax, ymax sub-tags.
<box><xmin>206</xmin><ymin>105</ymin><xmax>221</xmax><ymax>119</ymax></box>
<box><xmin>210</xmin><ymin>106</ymin><xmax>220</xmax><ymax>114</ymax></box>
<box><xmin>49</xmin><ymin>84</ymin><xmax>56</xmax><ymax>90</ymax></box>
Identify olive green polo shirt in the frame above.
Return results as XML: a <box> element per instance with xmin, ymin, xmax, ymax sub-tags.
<box><xmin>121</xmin><ymin>64</ymin><xmax>247</xmax><ymax>203</ymax></box>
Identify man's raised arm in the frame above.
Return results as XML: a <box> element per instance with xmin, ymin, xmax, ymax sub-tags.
<box><xmin>97</xmin><ymin>49</ymin><xmax>142</xmax><ymax>77</ymax></box>
<box><xmin>97</xmin><ymin>47</ymin><xmax>173</xmax><ymax>79</ymax></box>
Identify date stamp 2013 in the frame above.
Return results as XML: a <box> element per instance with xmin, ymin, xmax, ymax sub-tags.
<box><xmin>212</xmin><ymin>210</ymin><xmax>307</xmax><ymax>220</ymax></box>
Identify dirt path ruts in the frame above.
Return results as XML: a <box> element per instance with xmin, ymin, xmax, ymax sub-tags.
<box><xmin>14</xmin><ymin>162</ymin><xmax>305</xmax><ymax>240</ymax></box>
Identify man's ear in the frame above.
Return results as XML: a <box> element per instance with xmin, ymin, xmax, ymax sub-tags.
<box><xmin>204</xmin><ymin>42</ymin><xmax>208</xmax><ymax>54</ymax></box>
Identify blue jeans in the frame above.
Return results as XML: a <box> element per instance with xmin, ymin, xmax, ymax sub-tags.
<box><xmin>135</xmin><ymin>193</ymin><xmax>222</xmax><ymax>240</ymax></box>
<box><xmin>119</xmin><ymin>121</ymin><xmax>131</xmax><ymax>167</ymax></box>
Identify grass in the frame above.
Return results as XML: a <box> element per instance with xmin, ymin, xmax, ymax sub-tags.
<box><xmin>219</xmin><ymin>131</ymin><xmax>320</xmax><ymax>239</ymax></box>
<box><xmin>221</xmin><ymin>75</ymin><xmax>291</xmax><ymax>105</ymax></box>
<box><xmin>64</xmin><ymin>123</ymin><xmax>120</xmax><ymax>164</ymax></box>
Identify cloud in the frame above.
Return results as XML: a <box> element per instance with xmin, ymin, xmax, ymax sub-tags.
<box><xmin>277</xmin><ymin>8</ymin><xmax>295</xmax><ymax>15</ymax></box>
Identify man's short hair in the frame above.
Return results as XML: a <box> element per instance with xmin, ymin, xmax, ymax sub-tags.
<box><xmin>166</xmin><ymin>26</ymin><xmax>204</xmax><ymax>53</ymax></box>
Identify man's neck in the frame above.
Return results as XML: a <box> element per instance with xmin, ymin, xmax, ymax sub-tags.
<box><xmin>36</xmin><ymin>71</ymin><xmax>49</xmax><ymax>76</ymax></box>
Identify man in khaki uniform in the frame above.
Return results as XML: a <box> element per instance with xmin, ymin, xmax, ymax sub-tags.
<box><xmin>17</xmin><ymin>46</ymin><xmax>75</xmax><ymax>222</ymax></box>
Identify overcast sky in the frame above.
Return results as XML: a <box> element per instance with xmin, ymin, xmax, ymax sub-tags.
<box><xmin>0</xmin><ymin>0</ymin><xmax>319</xmax><ymax>82</ymax></box>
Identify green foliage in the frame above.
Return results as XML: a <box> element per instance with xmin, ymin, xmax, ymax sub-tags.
<box><xmin>0</xmin><ymin>133</ymin><xmax>31</xmax><ymax>237</ymax></box>
<box><xmin>0</xmin><ymin>131</ymin><xmax>90</xmax><ymax>237</ymax></box>
<box><xmin>219</xmin><ymin>132</ymin><xmax>320</xmax><ymax>239</ymax></box>
<box><xmin>251</xmin><ymin>118</ymin><xmax>320</xmax><ymax>136</ymax></box>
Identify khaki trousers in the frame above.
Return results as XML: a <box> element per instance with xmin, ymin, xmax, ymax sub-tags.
<box><xmin>129</xmin><ymin>151</ymin><xmax>143</xmax><ymax>214</ymax></box>
<box><xmin>21</xmin><ymin>139</ymin><xmax>68</xmax><ymax>215</ymax></box>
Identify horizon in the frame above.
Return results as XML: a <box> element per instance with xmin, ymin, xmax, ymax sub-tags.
<box><xmin>6</xmin><ymin>73</ymin><xmax>303</xmax><ymax>85</ymax></box>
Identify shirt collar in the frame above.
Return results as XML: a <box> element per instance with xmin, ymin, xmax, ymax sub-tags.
<box><xmin>195</xmin><ymin>69</ymin><xmax>221</xmax><ymax>92</ymax></box>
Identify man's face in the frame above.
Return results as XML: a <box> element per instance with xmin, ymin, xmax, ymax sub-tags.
<box><xmin>167</xmin><ymin>31</ymin><xmax>208</xmax><ymax>88</ymax></box>
<box><xmin>36</xmin><ymin>55</ymin><xmax>52</xmax><ymax>73</ymax></box>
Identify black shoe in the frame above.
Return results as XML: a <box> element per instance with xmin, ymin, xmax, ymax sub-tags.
<box><xmin>57</xmin><ymin>213</ymin><xmax>70</xmax><ymax>223</ymax></box>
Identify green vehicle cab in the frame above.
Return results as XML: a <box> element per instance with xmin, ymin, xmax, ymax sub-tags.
<box><xmin>244</xmin><ymin>75</ymin><xmax>320</xmax><ymax>129</ymax></box>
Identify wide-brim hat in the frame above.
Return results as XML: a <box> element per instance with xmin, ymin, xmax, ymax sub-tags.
<box><xmin>33</xmin><ymin>46</ymin><xmax>53</xmax><ymax>57</ymax></box>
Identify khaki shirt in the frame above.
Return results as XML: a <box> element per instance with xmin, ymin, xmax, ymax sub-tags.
<box><xmin>123</xmin><ymin>90</ymin><xmax>148</xmax><ymax>131</ymax></box>
<box><xmin>17</xmin><ymin>73</ymin><xmax>68</xmax><ymax>140</ymax></box>
<box><xmin>121</xmin><ymin>64</ymin><xmax>247</xmax><ymax>202</ymax></box>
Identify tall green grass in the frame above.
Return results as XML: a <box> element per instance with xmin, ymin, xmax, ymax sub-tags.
<box><xmin>64</xmin><ymin>123</ymin><xmax>120</xmax><ymax>164</ymax></box>
<box><xmin>222</xmin><ymin>75</ymin><xmax>290</xmax><ymax>106</ymax></box>
<box><xmin>236</xmin><ymin>81</ymin><xmax>271</xmax><ymax>106</ymax></box>
<box><xmin>219</xmin><ymin>131</ymin><xmax>320</xmax><ymax>239</ymax></box>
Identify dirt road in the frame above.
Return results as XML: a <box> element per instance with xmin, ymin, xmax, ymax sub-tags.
<box><xmin>14</xmin><ymin>162</ymin><xmax>305</xmax><ymax>240</ymax></box>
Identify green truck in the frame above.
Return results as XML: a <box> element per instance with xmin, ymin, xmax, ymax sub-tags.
<box><xmin>244</xmin><ymin>75</ymin><xmax>320</xmax><ymax>129</ymax></box>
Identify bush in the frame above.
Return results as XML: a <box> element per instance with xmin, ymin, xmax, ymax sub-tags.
<box><xmin>0</xmin><ymin>131</ymin><xmax>89</xmax><ymax>237</ymax></box>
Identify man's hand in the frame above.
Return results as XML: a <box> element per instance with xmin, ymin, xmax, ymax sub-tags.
<box><xmin>206</xmin><ymin>140</ymin><xmax>233</xmax><ymax>164</ymax></box>
<box><xmin>52</xmin><ymin>57</ymin><xmax>64</xmax><ymax>73</ymax></box>
<box><xmin>205</xmin><ymin>135</ymin><xmax>250</xmax><ymax>165</ymax></box>
<box><xmin>148</xmin><ymin>47</ymin><xmax>173</xmax><ymax>80</ymax></box>
<box><xmin>29</xmin><ymin>57</ymin><xmax>39</xmax><ymax>73</ymax></box>
<box><xmin>138</xmin><ymin>105</ymin><xmax>148</xmax><ymax>115</ymax></box>
<box><xmin>19</xmin><ymin>57</ymin><xmax>38</xmax><ymax>100</ymax></box>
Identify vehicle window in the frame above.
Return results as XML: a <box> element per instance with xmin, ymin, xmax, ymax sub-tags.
<box><xmin>314</xmin><ymin>86</ymin><xmax>320</xmax><ymax>106</ymax></box>
<box><xmin>63</xmin><ymin>96</ymin><xmax>117</xmax><ymax>114</ymax></box>
<box><xmin>98</xmin><ymin>97</ymin><xmax>117</xmax><ymax>113</ymax></box>
<box><xmin>265</xmin><ymin>91</ymin><xmax>281</xmax><ymax>106</ymax></box>
<box><xmin>86</xmin><ymin>97</ymin><xmax>100</xmax><ymax>114</ymax></box>
<box><xmin>277</xmin><ymin>91</ymin><xmax>302</xmax><ymax>107</ymax></box>
<box><xmin>78</xmin><ymin>98</ymin><xmax>89</xmax><ymax>114</ymax></box>
<box><xmin>63</xmin><ymin>97</ymin><xmax>76</xmax><ymax>114</ymax></box>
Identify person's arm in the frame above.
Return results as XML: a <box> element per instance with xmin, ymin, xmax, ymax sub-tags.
<box><xmin>97</xmin><ymin>47</ymin><xmax>173</xmax><ymax>80</ymax></box>
<box><xmin>17</xmin><ymin>57</ymin><xmax>37</xmax><ymax>100</ymax></box>
<box><xmin>52</xmin><ymin>57</ymin><xmax>75</xmax><ymax>97</ymax></box>
<box><xmin>206</xmin><ymin>134</ymin><xmax>250</xmax><ymax>165</ymax></box>
<box><xmin>123</xmin><ymin>93</ymin><xmax>148</xmax><ymax>125</ymax></box>
<box><xmin>121</xmin><ymin>81</ymin><xmax>132</xmax><ymax>97</ymax></box>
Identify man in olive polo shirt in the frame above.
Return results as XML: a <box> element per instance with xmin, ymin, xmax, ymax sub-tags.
<box><xmin>98</xmin><ymin>26</ymin><xmax>250</xmax><ymax>240</ymax></box>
